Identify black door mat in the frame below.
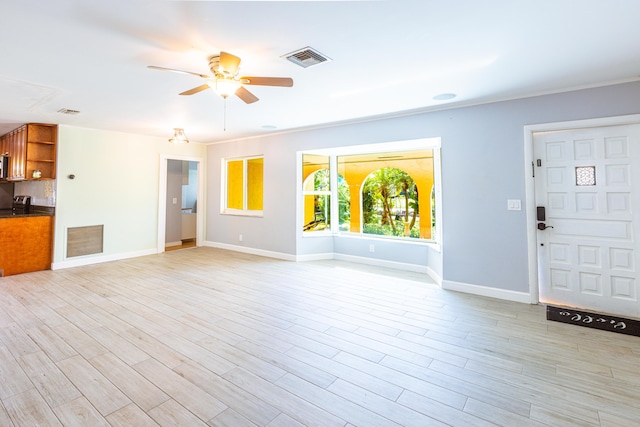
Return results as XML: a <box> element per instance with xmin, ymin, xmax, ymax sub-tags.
<box><xmin>547</xmin><ymin>305</ymin><xmax>640</xmax><ymax>337</ymax></box>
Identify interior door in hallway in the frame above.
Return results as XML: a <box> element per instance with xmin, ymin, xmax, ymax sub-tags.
<box><xmin>534</xmin><ymin>124</ymin><xmax>640</xmax><ymax>318</ymax></box>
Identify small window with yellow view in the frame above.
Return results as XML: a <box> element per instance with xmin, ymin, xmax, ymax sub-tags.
<box><xmin>223</xmin><ymin>156</ymin><xmax>264</xmax><ymax>215</ymax></box>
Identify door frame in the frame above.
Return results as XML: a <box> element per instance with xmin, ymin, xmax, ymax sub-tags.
<box><xmin>157</xmin><ymin>154</ymin><xmax>205</xmax><ymax>253</ymax></box>
<box><xmin>524</xmin><ymin>113</ymin><xmax>640</xmax><ymax>304</ymax></box>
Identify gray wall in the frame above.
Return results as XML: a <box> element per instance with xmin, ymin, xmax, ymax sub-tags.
<box><xmin>165</xmin><ymin>159</ymin><xmax>183</xmax><ymax>245</ymax></box>
<box><xmin>206</xmin><ymin>81</ymin><xmax>640</xmax><ymax>293</ymax></box>
<box><xmin>182</xmin><ymin>161</ymin><xmax>198</xmax><ymax>212</ymax></box>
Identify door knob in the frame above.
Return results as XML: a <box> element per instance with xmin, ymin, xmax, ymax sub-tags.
<box><xmin>537</xmin><ymin>223</ymin><xmax>554</xmax><ymax>230</ymax></box>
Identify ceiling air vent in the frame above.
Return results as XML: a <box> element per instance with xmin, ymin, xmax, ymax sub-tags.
<box><xmin>283</xmin><ymin>47</ymin><xmax>331</xmax><ymax>68</ymax></box>
<box><xmin>57</xmin><ymin>108</ymin><xmax>80</xmax><ymax>115</ymax></box>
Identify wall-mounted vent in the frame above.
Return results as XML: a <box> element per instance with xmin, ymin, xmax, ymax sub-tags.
<box><xmin>283</xmin><ymin>47</ymin><xmax>331</xmax><ymax>68</ymax></box>
<box><xmin>57</xmin><ymin>108</ymin><xmax>80</xmax><ymax>115</ymax></box>
<box><xmin>67</xmin><ymin>225</ymin><xmax>103</xmax><ymax>258</ymax></box>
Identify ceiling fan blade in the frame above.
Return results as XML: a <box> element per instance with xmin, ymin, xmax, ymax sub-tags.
<box><xmin>179</xmin><ymin>84</ymin><xmax>210</xmax><ymax>96</ymax></box>
<box><xmin>147</xmin><ymin>65</ymin><xmax>209</xmax><ymax>79</ymax></box>
<box><xmin>219</xmin><ymin>51</ymin><xmax>241</xmax><ymax>76</ymax></box>
<box><xmin>240</xmin><ymin>76</ymin><xmax>293</xmax><ymax>87</ymax></box>
<box><xmin>235</xmin><ymin>86</ymin><xmax>259</xmax><ymax>104</ymax></box>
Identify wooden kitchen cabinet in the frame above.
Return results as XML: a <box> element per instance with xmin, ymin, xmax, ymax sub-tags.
<box><xmin>0</xmin><ymin>215</ymin><xmax>54</xmax><ymax>276</ymax></box>
<box><xmin>26</xmin><ymin>123</ymin><xmax>57</xmax><ymax>180</ymax></box>
<box><xmin>0</xmin><ymin>132</ymin><xmax>6</xmax><ymax>154</ymax></box>
<box><xmin>0</xmin><ymin>123</ymin><xmax>57</xmax><ymax>180</ymax></box>
<box><xmin>3</xmin><ymin>125</ymin><xmax>26</xmax><ymax>180</ymax></box>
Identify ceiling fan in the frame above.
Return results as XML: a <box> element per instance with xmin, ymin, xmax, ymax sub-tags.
<box><xmin>148</xmin><ymin>51</ymin><xmax>293</xmax><ymax>104</ymax></box>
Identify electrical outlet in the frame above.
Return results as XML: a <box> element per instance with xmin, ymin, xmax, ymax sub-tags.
<box><xmin>369</xmin><ymin>244</ymin><xmax>375</xmax><ymax>253</ymax></box>
<box><xmin>239</xmin><ymin>234</ymin><xmax>243</xmax><ymax>242</ymax></box>
<box><xmin>172</xmin><ymin>197</ymin><xmax>178</xmax><ymax>205</ymax></box>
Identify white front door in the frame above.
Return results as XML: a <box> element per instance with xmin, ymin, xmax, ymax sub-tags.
<box><xmin>534</xmin><ymin>124</ymin><xmax>640</xmax><ymax>318</ymax></box>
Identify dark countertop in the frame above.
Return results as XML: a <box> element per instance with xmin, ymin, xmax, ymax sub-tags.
<box><xmin>0</xmin><ymin>206</ymin><xmax>55</xmax><ymax>218</ymax></box>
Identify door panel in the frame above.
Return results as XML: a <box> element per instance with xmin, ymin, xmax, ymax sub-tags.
<box><xmin>534</xmin><ymin>125</ymin><xmax>640</xmax><ymax>317</ymax></box>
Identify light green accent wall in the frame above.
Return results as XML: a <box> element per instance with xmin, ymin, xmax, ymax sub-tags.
<box><xmin>54</xmin><ymin>126</ymin><xmax>206</xmax><ymax>264</ymax></box>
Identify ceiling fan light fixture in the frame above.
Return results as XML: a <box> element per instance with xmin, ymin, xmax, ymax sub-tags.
<box><xmin>214</xmin><ymin>78</ymin><xmax>242</xmax><ymax>99</ymax></box>
<box><xmin>149</xmin><ymin>50</ymin><xmax>292</xmax><ymax>105</ymax></box>
<box><xmin>169</xmin><ymin>128</ymin><xmax>189</xmax><ymax>144</ymax></box>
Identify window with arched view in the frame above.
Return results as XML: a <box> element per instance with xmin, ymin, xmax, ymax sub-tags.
<box><xmin>302</xmin><ymin>145</ymin><xmax>439</xmax><ymax>242</ymax></box>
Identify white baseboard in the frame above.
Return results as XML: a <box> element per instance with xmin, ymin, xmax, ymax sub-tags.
<box><xmin>50</xmin><ymin>243</ymin><xmax>526</xmax><ymax>305</ymax></box>
<box><xmin>202</xmin><ymin>243</ymin><xmax>441</xmax><ymax>283</ymax></box>
<box><xmin>295</xmin><ymin>253</ymin><xmax>334</xmax><ymax>262</ymax></box>
<box><xmin>442</xmin><ymin>280</ymin><xmax>532</xmax><ymax>304</ymax></box>
<box><xmin>203</xmin><ymin>241</ymin><xmax>297</xmax><ymax>261</ymax></box>
<box><xmin>165</xmin><ymin>241</ymin><xmax>182</xmax><ymax>247</ymax></box>
<box><xmin>52</xmin><ymin>248</ymin><xmax>157</xmax><ymax>270</ymax></box>
<box><xmin>333</xmin><ymin>253</ymin><xmax>430</xmax><ymax>274</ymax></box>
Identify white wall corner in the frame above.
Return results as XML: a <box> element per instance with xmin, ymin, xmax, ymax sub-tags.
<box><xmin>426</xmin><ymin>266</ymin><xmax>443</xmax><ymax>287</ymax></box>
<box><xmin>442</xmin><ymin>280</ymin><xmax>532</xmax><ymax>304</ymax></box>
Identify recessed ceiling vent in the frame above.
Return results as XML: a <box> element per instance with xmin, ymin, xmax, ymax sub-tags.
<box><xmin>57</xmin><ymin>108</ymin><xmax>80</xmax><ymax>115</ymax></box>
<box><xmin>283</xmin><ymin>47</ymin><xmax>331</xmax><ymax>68</ymax></box>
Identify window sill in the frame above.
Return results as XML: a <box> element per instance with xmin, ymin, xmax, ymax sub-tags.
<box><xmin>221</xmin><ymin>210</ymin><xmax>263</xmax><ymax>218</ymax></box>
<box><xmin>338</xmin><ymin>232</ymin><xmax>441</xmax><ymax>252</ymax></box>
<box><xmin>302</xmin><ymin>230</ymin><xmax>332</xmax><ymax>237</ymax></box>
<box><xmin>303</xmin><ymin>230</ymin><xmax>441</xmax><ymax>252</ymax></box>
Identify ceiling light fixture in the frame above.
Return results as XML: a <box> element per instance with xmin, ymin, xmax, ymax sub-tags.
<box><xmin>168</xmin><ymin>128</ymin><xmax>189</xmax><ymax>144</ymax></box>
<box><xmin>433</xmin><ymin>93</ymin><xmax>457</xmax><ymax>101</ymax></box>
<box><xmin>57</xmin><ymin>108</ymin><xmax>81</xmax><ymax>115</ymax></box>
<box><xmin>210</xmin><ymin>78</ymin><xmax>241</xmax><ymax>99</ymax></box>
<box><xmin>207</xmin><ymin>78</ymin><xmax>242</xmax><ymax>132</ymax></box>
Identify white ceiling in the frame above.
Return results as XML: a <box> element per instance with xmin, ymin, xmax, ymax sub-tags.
<box><xmin>1</xmin><ymin>0</ymin><xmax>640</xmax><ymax>144</ymax></box>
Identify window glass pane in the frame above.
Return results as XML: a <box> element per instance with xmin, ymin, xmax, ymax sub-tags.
<box><xmin>338</xmin><ymin>149</ymin><xmax>433</xmax><ymax>239</ymax></box>
<box><xmin>227</xmin><ymin>160</ymin><xmax>244</xmax><ymax>210</ymax></box>
<box><xmin>302</xmin><ymin>194</ymin><xmax>330</xmax><ymax>231</ymax></box>
<box><xmin>247</xmin><ymin>158</ymin><xmax>264</xmax><ymax>210</ymax></box>
<box><xmin>302</xmin><ymin>154</ymin><xmax>330</xmax><ymax>190</ymax></box>
<box><xmin>337</xmin><ymin>174</ymin><xmax>350</xmax><ymax>232</ymax></box>
<box><xmin>576</xmin><ymin>166</ymin><xmax>596</xmax><ymax>186</ymax></box>
<box><xmin>302</xmin><ymin>154</ymin><xmax>330</xmax><ymax>232</ymax></box>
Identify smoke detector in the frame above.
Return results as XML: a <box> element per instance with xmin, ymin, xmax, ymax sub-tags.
<box><xmin>57</xmin><ymin>108</ymin><xmax>80</xmax><ymax>115</ymax></box>
<box><xmin>283</xmin><ymin>47</ymin><xmax>331</xmax><ymax>68</ymax></box>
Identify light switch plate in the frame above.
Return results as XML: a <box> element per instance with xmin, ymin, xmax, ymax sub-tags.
<box><xmin>507</xmin><ymin>199</ymin><xmax>521</xmax><ymax>211</ymax></box>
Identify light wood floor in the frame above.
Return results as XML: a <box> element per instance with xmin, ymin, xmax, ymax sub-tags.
<box><xmin>1</xmin><ymin>247</ymin><xmax>639</xmax><ymax>426</ymax></box>
<box><xmin>165</xmin><ymin>239</ymin><xmax>196</xmax><ymax>252</ymax></box>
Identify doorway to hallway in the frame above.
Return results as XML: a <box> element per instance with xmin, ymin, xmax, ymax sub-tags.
<box><xmin>157</xmin><ymin>155</ymin><xmax>204</xmax><ymax>254</ymax></box>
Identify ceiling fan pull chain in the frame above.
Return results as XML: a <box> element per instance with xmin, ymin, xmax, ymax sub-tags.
<box><xmin>223</xmin><ymin>99</ymin><xmax>227</xmax><ymax>131</ymax></box>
